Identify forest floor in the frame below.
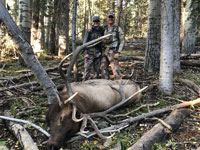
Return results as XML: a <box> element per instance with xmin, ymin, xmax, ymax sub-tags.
<box><xmin>0</xmin><ymin>44</ymin><xmax>200</xmax><ymax>150</ymax></box>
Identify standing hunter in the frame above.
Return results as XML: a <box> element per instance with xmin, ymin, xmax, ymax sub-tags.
<box><xmin>82</xmin><ymin>16</ymin><xmax>104</xmax><ymax>81</ymax></box>
<box><xmin>101</xmin><ymin>12</ymin><xmax>125</xmax><ymax>80</ymax></box>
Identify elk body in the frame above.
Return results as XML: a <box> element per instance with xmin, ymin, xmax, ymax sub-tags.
<box><xmin>46</xmin><ymin>79</ymin><xmax>141</xmax><ymax>150</ymax></box>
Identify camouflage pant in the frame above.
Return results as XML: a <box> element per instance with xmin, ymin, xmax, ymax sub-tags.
<box><xmin>101</xmin><ymin>48</ymin><xmax>121</xmax><ymax>80</ymax></box>
<box><xmin>83</xmin><ymin>55</ymin><xmax>101</xmax><ymax>81</ymax></box>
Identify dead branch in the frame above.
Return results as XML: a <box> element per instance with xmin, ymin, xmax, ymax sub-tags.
<box><xmin>113</xmin><ymin>102</ymin><xmax>160</xmax><ymax>118</ymax></box>
<box><xmin>177</xmin><ymin>78</ymin><xmax>200</xmax><ymax>96</ymax></box>
<box><xmin>0</xmin><ymin>81</ymin><xmax>39</xmax><ymax>92</ymax></box>
<box><xmin>121</xmin><ymin>98</ymin><xmax>200</xmax><ymax>124</ymax></box>
<box><xmin>0</xmin><ymin>115</ymin><xmax>50</xmax><ymax>137</ymax></box>
<box><xmin>127</xmin><ymin>109</ymin><xmax>190</xmax><ymax>150</ymax></box>
<box><xmin>4</xmin><ymin>111</ymin><xmax>40</xmax><ymax>150</ymax></box>
<box><xmin>0</xmin><ymin>77</ymin><xmax>61</xmax><ymax>92</ymax></box>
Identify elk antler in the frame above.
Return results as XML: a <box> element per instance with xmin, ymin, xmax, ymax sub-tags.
<box><xmin>64</xmin><ymin>92</ymin><xmax>78</xmax><ymax>104</ymax></box>
<box><xmin>59</xmin><ymin>34</ymin><xmax>112</xmax><ymax>121</ymax></box>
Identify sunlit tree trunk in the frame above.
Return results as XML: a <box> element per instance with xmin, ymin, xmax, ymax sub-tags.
<box><xmin>182</xmin><ymin>0</ymin><xmax>196</xmax><ymax>54</ymax></box>
<box><xmin>88</xmin><ymin>0</ymin><xmax>92</xmax><ymax>26</ymax></box>
<box><xmin>18</xmin><ymin>0</ymin><xmax>31</xmax><ymax>66</ymax></box>
<box><xmin>173</xmin><ymin>0</ymin><xmax>181</xmax><ymax>74</ymax></box>
<box><xmin>58</xmin><ymin>0</ymin><xmax>69</xmax><ymax>56</ymax></box>
<box><xmin>144</xmin><ymin>0</ymin><xmax>161</xmax><ymax>72</ymax></box>
<box><xmin>83</xmin><ymin>0</ymin><xmax>87</xmax><ymax>36</ymax></box>
<box><xmin>31</xmin><ymin>0</ymin><xmax>41</xmax><ymax>55</ymax></box>
<box><xmin>159</xmin><ymin>0</ymin><xmax>174</xmax><ymax>95</ymax></box>
<box><xmin>44</xmin><ymin>0</ymin><xmax>50</xmax><ymax>50</ymax></box>
<box><xmin>0</xmin><ymin>1</ymin><xmax>58</xmax><ymax>104</ymax></box>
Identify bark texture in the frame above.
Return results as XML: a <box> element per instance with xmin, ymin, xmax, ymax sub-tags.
<box><xmin>159</xmin><ymin>0</ymin><xmax>174</xmax><ymax>95</ymax></box>
<box><xmin>144</xmin><ymin>0</ymin><xmax>161</xmax><ymax>72</ymax></box>
<box><xmin>173</xmin><ymin>0</ymin><xmax>181</xmax><ymax>74</ymax></box>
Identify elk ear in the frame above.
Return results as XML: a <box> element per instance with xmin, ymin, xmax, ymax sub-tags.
<box><xmin>64</xmin><ymin>92</ymin><xmax>78</xmax><ymax>105</ymax></box>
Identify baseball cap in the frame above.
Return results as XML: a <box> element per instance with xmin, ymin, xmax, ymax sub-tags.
<box><xmin>92</xmin><ymin>16</ymin><xmax>100</xmax><ymax>22</ymax></box>
<box><xmin>108</xmin><ymin>12</ymin><xmax>115</xmax><ymax>18</ymax></box>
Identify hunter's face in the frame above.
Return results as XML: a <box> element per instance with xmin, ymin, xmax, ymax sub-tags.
<box><xmin>107</xmin><ymin>16</ymin><xmax>115</xmax><ymax>24</ymax></box>
<box><xmin>93</xmin><ymin>21</ymin><xmax>100</xmax><ymax>27</ymax></box>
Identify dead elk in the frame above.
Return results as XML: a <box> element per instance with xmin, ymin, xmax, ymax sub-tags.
<box><xmin>46</xmin><ymin>79</ymin><xmax>141</xmax><ymax>150</ymax></box>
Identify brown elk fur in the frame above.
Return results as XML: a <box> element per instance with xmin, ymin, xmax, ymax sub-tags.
<box><xmin>46</xmin><ymin>79</ymin><xmax>141</xmax><ymax>150</ymax></box>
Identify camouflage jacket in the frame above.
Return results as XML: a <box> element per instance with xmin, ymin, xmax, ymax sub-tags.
<box><xmin>83</xmin><ymin>26</ymin><xmax>104</xmax><ymax>56</ymax></box>
<box><xmin>104</xmin><ymin>25</ymin><xmax>125</xmax><ymax>53</ymax></box>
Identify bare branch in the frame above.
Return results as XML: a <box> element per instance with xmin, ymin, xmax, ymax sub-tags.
<box><xmin>0</xmin><ymin>115</ymin><xmax>50</xmax><ymax>137</ymax></box>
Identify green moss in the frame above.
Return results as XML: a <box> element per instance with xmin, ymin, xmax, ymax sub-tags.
<box><xmin>0</xmin><ymin>141</ymin><xmax>7</xmax><ymax>146</ymax></box>
<box><xmin>152</xmin><ymin>140</ymin><xmax>176</xmax><ymax>150</ymax></box>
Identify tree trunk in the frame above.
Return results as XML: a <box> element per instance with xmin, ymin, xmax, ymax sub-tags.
<box><xmin>31</xmin><ymin>0</ymin><xmax>41</xmax><ymax>55</ymax></box>
<box><xmin>159</xmin><ymin>0</ymin><xmax>174</xmax><ymax>95</ymax></box>
<box><xmin>72</xmin><ymin>0</ymin><xmax>78</xmax><ymax>81</ymax></box>
<box><xmin>173</xmin><ymin>0</ymin><xmax>181</xmax><ymax>74</ymax></box>
<box><xmin>88</xmin><ymin>0</ymin><xmax>92</xmax><ymax>26</ymax></box>
<box><xmin>111</xmin><ymin>0</ymin><xmax>115</xmax><ymax>13</ymax></box>
<box><xmin>182</xmin><ymin>0</ymin><xmax>196</xmax><ymax>55</ymax></box>
<box><xmin>49</xmin><ymin>0</ymin><xmax>58</xmax><ymax>55</ymax></box>
<box><xmin>0</xmin><ymin>1</ymin><xmax>58</xmax><ymax>104</ymax></box>
<box><xmin>117</xmin><ymin>0</ymin><xmax>123</xmax><ymax>27</ymax></box>
<box><xmin>83</xmin><ymin>0</ymin><xmax>87</xmax><ymax>37</ymax></box>
<box><xmin>144</xmin><ymin>0</ymin><xmax>161</xmax><ymax>72</ymax></box>
<box><xmin>18</xmin><ymin>0</ymin><xmax>31</xmax><ymax>67</ymax></box>
<box><xmin>58</xmin><ymin>0</ymin><xmax>69</xmax><ymax>56</ymax></box>
<box><xmin>44</xmin><ymin>0</ymin><xmax>50</xmax><ymax>50</ymax></box>
<box><xmin>40</xmin><ymin>0</ymin><xmax>45</xmax><ymax>50</ymax></box>
<box><xmin>65</xmin><ymin>0</ymin><xmax>70</xmax><ymax>54</ymax></box>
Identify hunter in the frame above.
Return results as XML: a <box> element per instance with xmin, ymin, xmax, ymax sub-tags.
<box><xmin>101</xmin><ymin>12</ymin><xmax>125</xmax><ymax>80</ymax></box>
<box><xmin>82</xmin><ymin>16</ymin><xmax>104</xmax><ymax>81</ymax></box>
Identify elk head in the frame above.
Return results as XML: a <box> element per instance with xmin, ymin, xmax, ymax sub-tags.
<box><xmin>46</xmin><ymin>92</ymin><xmax>81</xmax><ymax>150</ymax></box>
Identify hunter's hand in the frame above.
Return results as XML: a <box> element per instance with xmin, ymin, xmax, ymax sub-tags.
<box><xmin>114</xmin><ymin>53</ymin><xmax>120</xmax><ymax>59</ymax></box>
<box><xmin>85</xmin><ymin>54</ymin><xmax>90</xmax><ymax>58</ymax></box>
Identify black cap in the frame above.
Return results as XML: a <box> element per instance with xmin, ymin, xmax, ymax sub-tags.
<box><xmin>92</xmin><ymin>16</ymin><xmax>100</xmax><ymax>22</ymax></box>
<box><xmin>108</xmin><ymin>12</ymin><xmax>115</xmax><ymax>18</ymax></box>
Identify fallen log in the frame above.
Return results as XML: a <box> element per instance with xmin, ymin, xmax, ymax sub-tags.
<box><xmin>4</xmin><ymin>111</ymin><xmax>39</xmax><ymax>150</ymax></box>
<box><xmin>118</xmin><ymin>55</ymin><xmax>144</xmax><ymax>61</ymax></box>
<box><xmin>181</xmin><ymin>54</ymin><xmax>200</xmax><ymax>59</ymax></box>
<box><xmin>181</xmin><ymin>60</ymin><xmax>200</xmax><ymax>67</ymax></box>
<box><xmin>177</xmin><ymin>78</ymin><xmax>200</xmax><ymax>96</ymax></box>
<box><xmin>127</xmin><ymin>109</ymin><xmax>190</xmax><ymax>150</ymax></box>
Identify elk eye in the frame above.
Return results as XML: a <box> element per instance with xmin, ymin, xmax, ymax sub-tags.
<box><xmin>60</xmin><ymin>116</ymin><xmax>64</xmax><ymax>122</ymax></box>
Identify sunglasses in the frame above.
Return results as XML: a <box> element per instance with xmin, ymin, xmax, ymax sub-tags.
<box><xmin>108</xmin><ymin>16</ymin><xmax>114</xmax><ymax>19</ymax></box>
<box><xmin>93</xmin><ymin>21</ymin><xmax>100</xmax><ymax>23</ymax></box>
